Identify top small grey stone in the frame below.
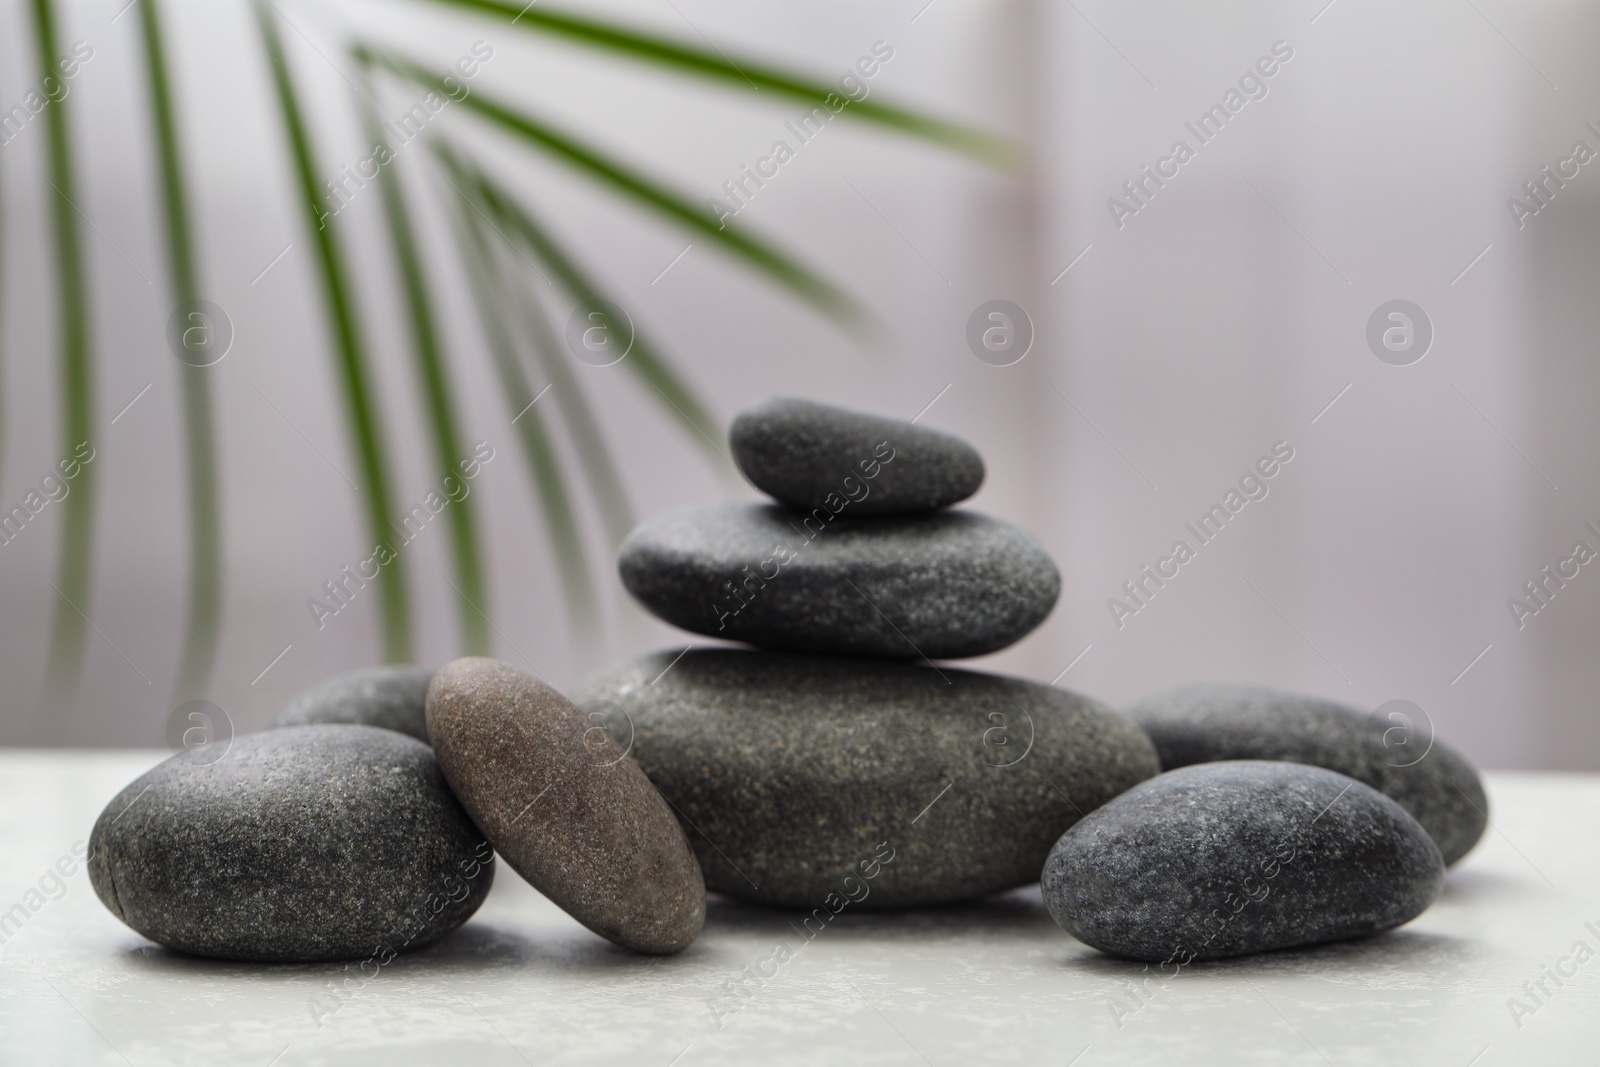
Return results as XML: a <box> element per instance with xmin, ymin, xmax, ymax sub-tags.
<box><xmin>1125</xmin><ymin>682</ymin><xmax>1488</xmax><ymax>865</ymax></box>
<box><xmin>730</xmin><ymin>396</ymin><xmax>984</xmax><ymax>514</ymax></box>
<box><xmin>271</xmin><ymin>664</ymin><xmax>434</xmax><ymax>743</ymax></box>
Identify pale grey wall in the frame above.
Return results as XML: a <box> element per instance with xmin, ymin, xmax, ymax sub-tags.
<box><xmin>1</xmin><ymin>0</ymin><xmax>1596</xmax><ymax>770</ymax></box>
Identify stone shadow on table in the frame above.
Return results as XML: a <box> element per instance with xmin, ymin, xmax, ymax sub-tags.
<box><xmin>703</xmin><ymin>885</ymin><xmax>1058</xmax><ymax>943</ymax></box>
<box><xmin>1439</xmin><ymin>865</ymin><xmax>1538</xmax><ymax>903</ymax></box>
<box><xmin>1062</xmin><ymin>927</ymin><xmax>1488</xmax><ymax>986</ymax></box>
<box><xmin>413</xmin><ymin>921</ymin><xmax>676</xmax><ymax>973</ymax></box>
<box><xmin>114</xmin><ymin>921</ymin><xmax>672</xmax><ymax>981</ymax></box>
<box><xmin>119</xmin><ymin>886</ymin><xmax>1062</xmax><ymax>977</ymax></box>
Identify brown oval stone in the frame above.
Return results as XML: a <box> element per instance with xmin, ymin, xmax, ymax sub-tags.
<box><xmin>425</xmin><ymin>657</ymin><xmax>705</xmax><ymax>954</ymax></box>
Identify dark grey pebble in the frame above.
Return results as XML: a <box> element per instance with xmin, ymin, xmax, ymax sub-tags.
<box><xmin>1042</xmin><ymin>761</ymin><xmax>1445</xmax><ymax>962</ymax></box>
<box><xmin>270</xmin><ymin>664</ymin><xmax>434</xmax><ymax>743</ymax></box>
<box><xmin>730</xmin><ymin>396</ymin><xmax>983</xmax><ymax>515</ymax></box>
<box><xmin>1125</xmin><ymin>682</ymin><xmax>1487</xmax><ymax>864</ymax></box>
<box><xmin>88</xmin><ymin>725</ymin><xmax>493</xmax><ymax>963</ymax></box>
<box><xmin>570</xmin><ymin>649</ymin><xmax>1159</xmax><ymax>909</ymax></box>
<box><xmin>618</xmin><ymin>503</ymin><xmax>1059</xmax><ymax>659</ymax></box>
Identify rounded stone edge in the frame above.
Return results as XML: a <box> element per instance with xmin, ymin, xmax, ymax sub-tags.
<box><xmin>1429</xmin><ymin>755</ymin><xmax>1489</xmax><ymax>866</ymax></box>
<box><xmin>616</xmin><ymin>504</ymin><xmax>1061</xmax><ymax>659</ymax></box>
<box><xmin>87</xmin><ymin>726</ymin><xmax>495</xmax><ymax>963</ymax></box>
<box><xmin>572</xmin><ymin>649</ymin><xmax>1162</xmax><ymax>909</ymax></box>
<box><xmin>269</xmin><ymin>664</ymin><xmax>436</xmax><ymax>743</ymax></box>
<box><xmin>1126</xmin><ymin>682</ymin><xmax>1490</xmax><ymax>866</ymax></box>
<box><xmin>1040</xmin><ymin>761</ymin><xmax>1447</xmax><ymax>963</ymax></box>
<box><xmin>87</xmin><ymin>801</ymin><xmax>127</xmax><ymax>925</ymax></box>
<box><xmin>425</xmin><ymin>657</ymin><xmax>706</xmax><ymax>955</ymax></box>
<box><xmin>728</xmin><ymin>396</ymin><xmax>986</xmax><ymax>515</ymax></box>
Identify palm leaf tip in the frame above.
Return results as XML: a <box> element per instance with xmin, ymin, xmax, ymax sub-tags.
<box><xmin>408</xmin><ymin>0</ymin><xmax>1021</xmax><ymax>168</ymax></box>
<box><xmin>363</xmin><ymin>48</ymin><xmax>868</xmax><ymax>327</ymax></box>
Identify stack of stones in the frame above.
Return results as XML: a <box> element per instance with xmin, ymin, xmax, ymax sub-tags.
<box><xmin>80</xmin><ymin>395</ymin><xmax>1494</xmax><ymax>968</ymax></box>
<box><xmin>574</xmin><ymin>396</ymin><xmax>1162</xmax><ymax>908</ymax></box>
<box><xmin>579</xmin><ymin>395</ymin><xmax>1491</xmax><ymax>954</ymax></box>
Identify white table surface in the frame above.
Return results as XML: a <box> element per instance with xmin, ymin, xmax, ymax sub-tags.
<box><xmin>1</xmin><ymin>751</ymin><xmax>1596</xmax><ymax>1066</ymax></box>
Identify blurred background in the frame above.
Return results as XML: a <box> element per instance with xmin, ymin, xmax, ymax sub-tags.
<box><xmin>0</xmin><ymin>0</ymin><xmax>1594</xmax><ymax>769</ymax></box>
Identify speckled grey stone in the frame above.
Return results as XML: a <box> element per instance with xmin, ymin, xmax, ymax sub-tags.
<box><xmin>570</xmin><ymin>649</ymin><xmax>1160</xmax><ymax>909</ymax></box>
<box><xmin>1042</xmin><ymin>761</ymin><xmax>1445</xmax><ymax>962</ymax></box>
<box><xmin>1125</xmin><ymin>683</ymin><xmax>1488</xmax><ymax>865</ymax></box>
<box><xmin>87</xmin><ymin>725</ymin><xmax>493</xmax><ymax>963</ymax></box>
<box><xmin>426</xmin><ymin>657</ymin><xmax>705</xmax><ymax>954</ymax></box>
<box><xmin>730</xmin><ymin>396</ymin><xmax>984</xmax><ymax>515</ymax></box>
<box><xmin>270</xmin><ymin>665</ymin><xmax>434</xmax><ymax>742</ymax></box>
<box><xmin>618</xmin><ymin>503</ymin><xmax>1059</xmax><ymax>658</ymax></box>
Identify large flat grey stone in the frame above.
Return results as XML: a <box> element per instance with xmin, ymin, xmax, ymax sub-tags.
<box><xmin>618</xmin><ymin>503</ymin><xmax>1059</xmax><ymax>658</ymax></box>
<box><xmin>570</xmin><ymin>648</ymin><xmax>1160</xmax><ymax>909</ymax></box>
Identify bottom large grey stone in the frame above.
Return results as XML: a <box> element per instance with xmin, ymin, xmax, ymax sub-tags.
<box><xmin>571</xmin><ymin>649</ymin><xmax>1160</xmax><ymax>909</ymax></box>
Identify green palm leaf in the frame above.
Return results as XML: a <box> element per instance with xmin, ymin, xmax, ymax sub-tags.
<box><xmin>9</xmin><ymin>1</ymin><xmax>1020</xmax><ymax>702</ymax></box>
<box><xmin>357</xmin><ymin>90</ymin><xmax>490</xmax><ymax>655</ymax></box>
<box><xmin>357</xmin><ymin>46</ymin><xmax>864</xmax><ymax>326</ymax></box>
<box><xmin>499</xmin><ymin>256</ymin><xmax>635</xmax><ymax>547</ymax></box>
<box><xmin>435</xmin><ymin>148</ymin><xmax>724</xmax><ymax>463</ymax></box>
<box><xmin>479</xmin><ymin>169</ymin><xmax>723</xmax><ymax>447</ymax></box>
<box><xmin>425</xmin><ymin>142</ymin><xmax>636</xmax><ymax>548</ymax></box>
<box><xmin>410</xmin><ymin>0</ymin><xmax>1020</xmax><ymax>167</ymax></box>
<box><xmin>437</xmin><ymin>163</ymin><xmax>597</xmax><ymax>624</ymax></box>
<box><xmin>255</xmin><ymin>0</ymin><xmax>412</xmax><ymax>662</ymax></box>
<box><xmin>0</xmin><ymin>79</ymin><xmax>6</xmax><ymax>505</ymax></box>
<box><xmin>33</xmin><ymin>0</ymin><xmax>96</xmax><ymax>704</ymax></box>
<box><xmin>137</xmin><ymin>0</ymin><xmax>224</xmax><ymax>703</ymax></box>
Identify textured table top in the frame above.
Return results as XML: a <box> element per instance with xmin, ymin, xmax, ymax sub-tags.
<box><xmin>1</xmin><ymin>752</ymin><xmax>1595</xmax><ymax>1066</ymax></box>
